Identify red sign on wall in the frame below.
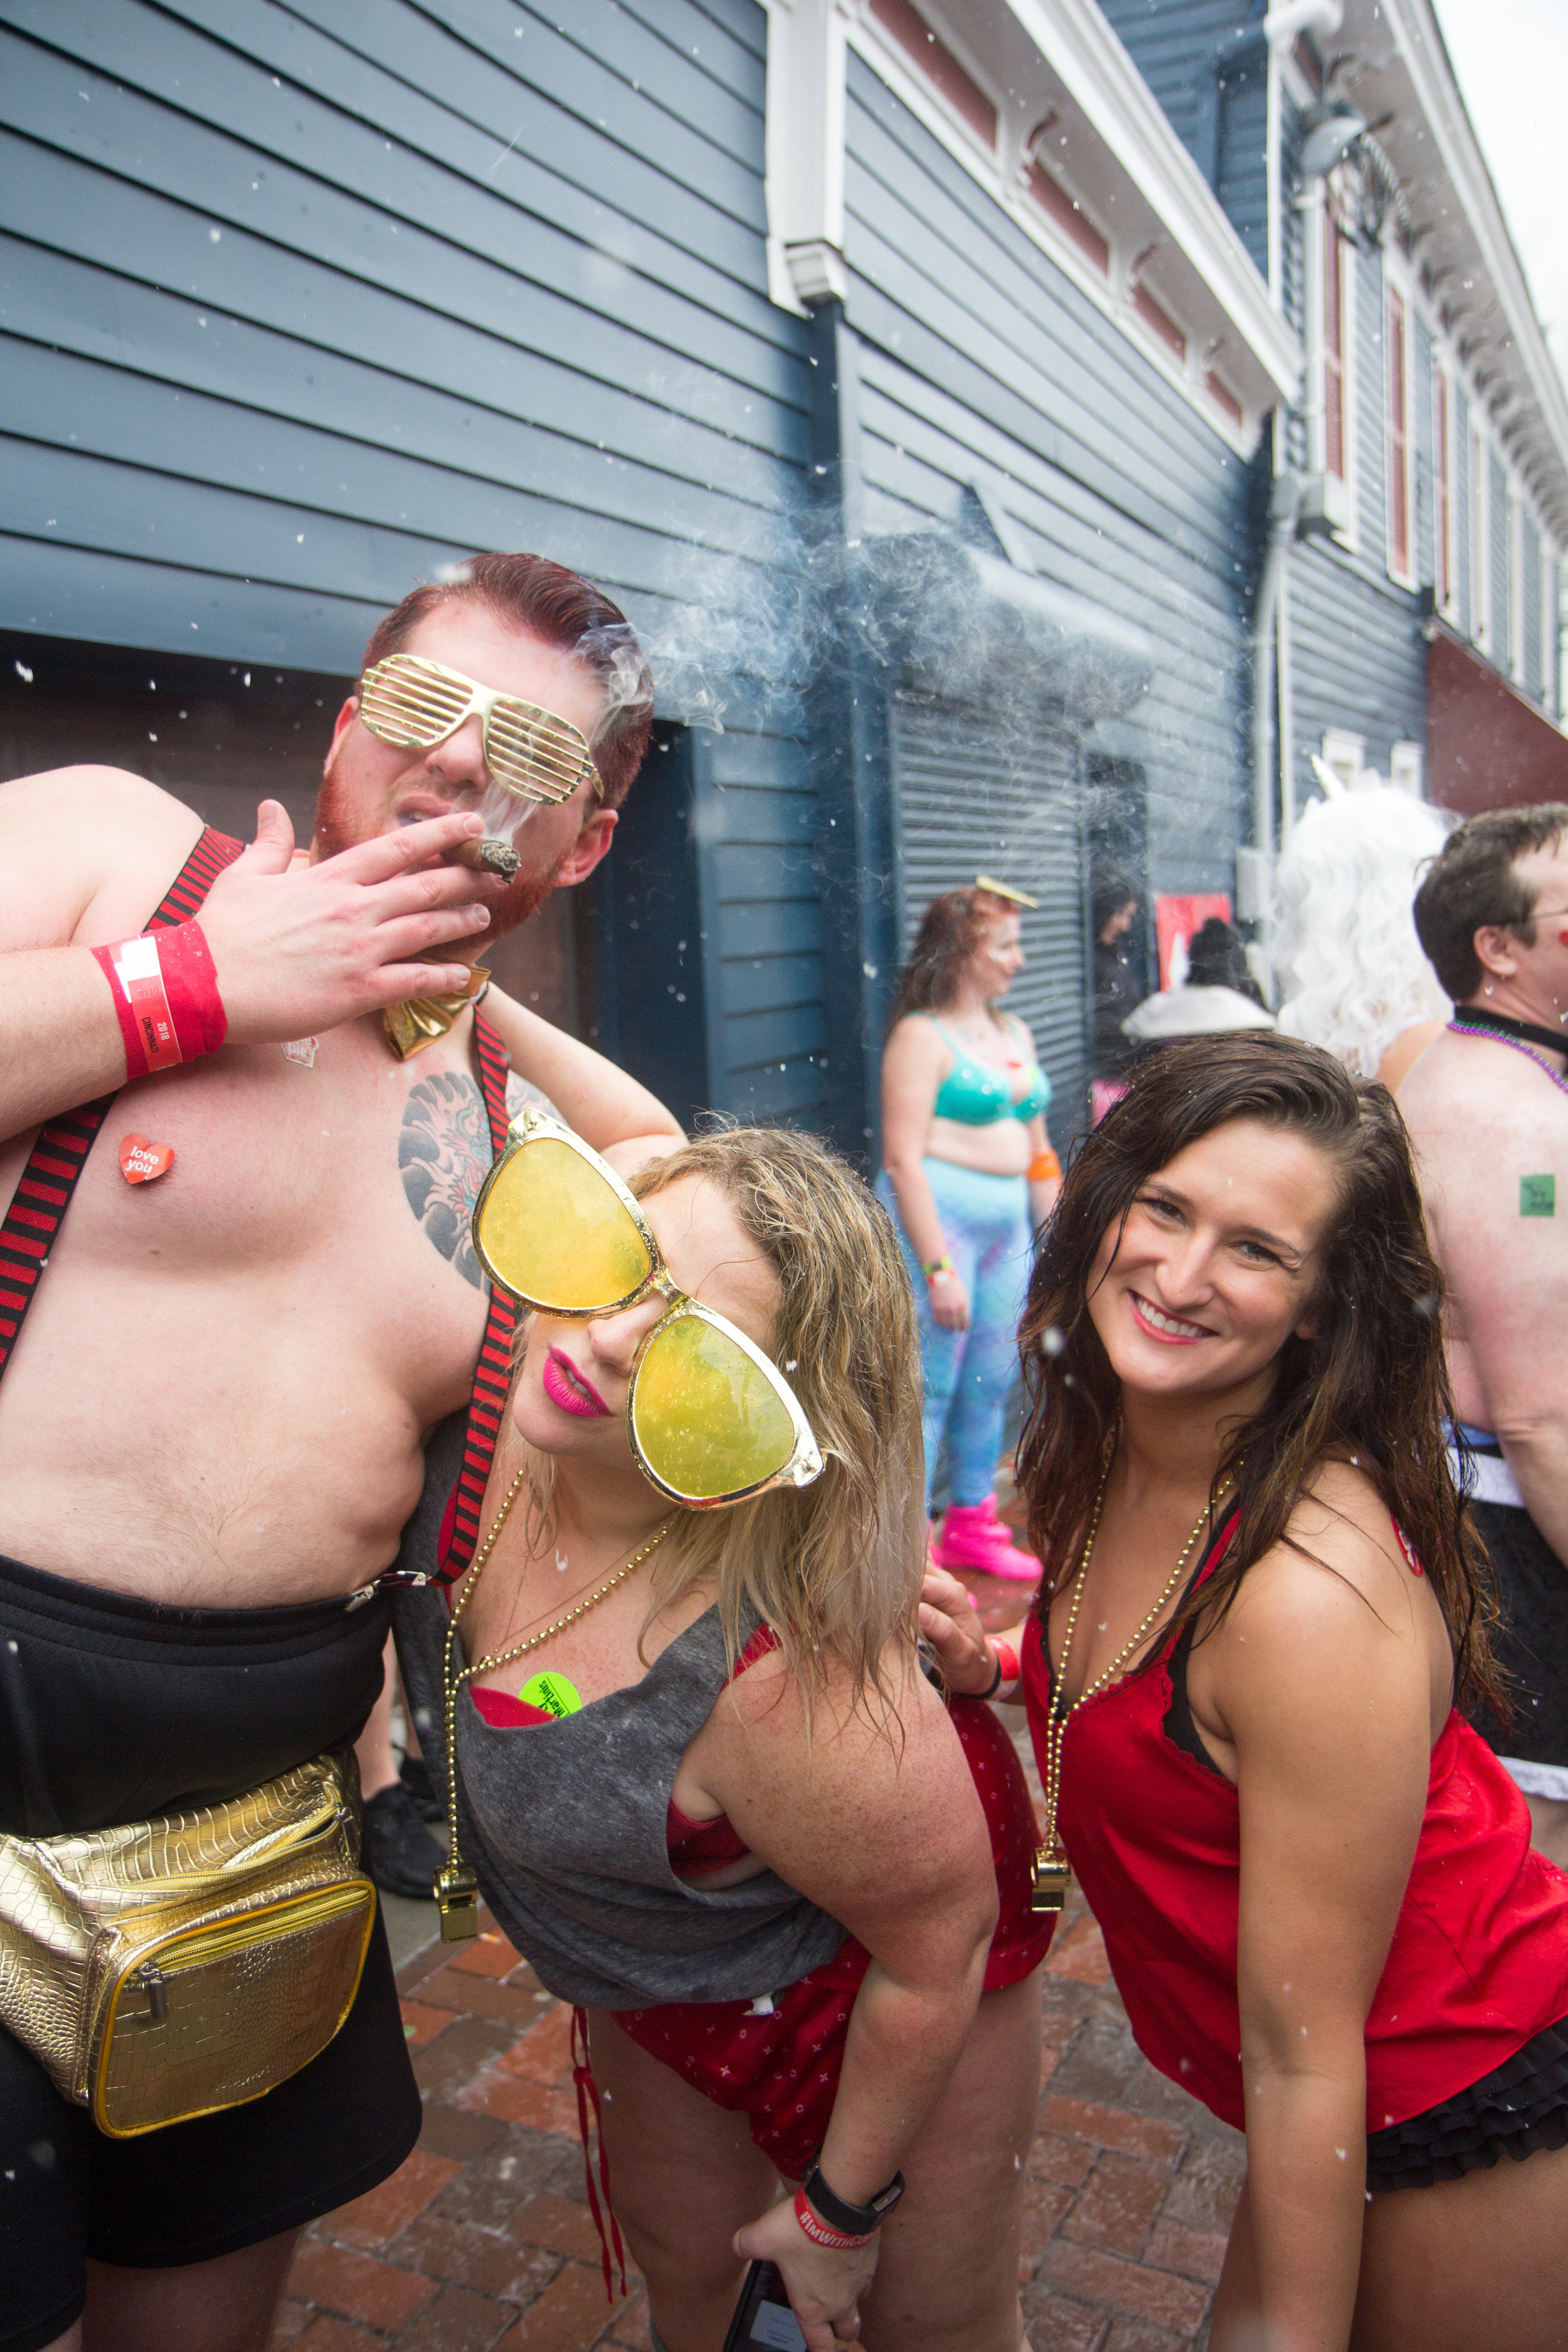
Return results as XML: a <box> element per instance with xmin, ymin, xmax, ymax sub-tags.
<box><xmin>1154</xmin><ymin>893</ymin><xmax>1232</xmax><ymax>991</ymax></box>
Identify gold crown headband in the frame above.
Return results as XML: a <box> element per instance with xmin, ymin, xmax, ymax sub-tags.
<box><xmin>974</xmin><ymin>874</ymin><xmax>1039</xmax><ymax>909</ymax></box>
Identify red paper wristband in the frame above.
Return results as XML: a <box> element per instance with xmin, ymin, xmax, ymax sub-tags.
<box><xmin>93</xmin><ymin>921</ymin><xmax>228</xmax><ymax>1081</ymax></box>
<box><xmin>992</xmin><ymin>1640</ymin><xmax>1020</xmax><ymax>1687</ymax></box>
<box><xmin>793</xmin><ymin>2189</ymin><xmax>873</xmax><ymax>2250</ymax></box>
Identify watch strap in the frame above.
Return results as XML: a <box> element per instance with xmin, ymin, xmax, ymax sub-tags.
<box><xmin>802</xmin><ymin>2160</ymin><xmax>906</xmax><ymax>2236</ymax></box>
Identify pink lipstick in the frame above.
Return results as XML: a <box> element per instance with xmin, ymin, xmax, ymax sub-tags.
<box><xmin>1128</xmin><ymin>1291</ymin><xmax>1212</xmax><ymax>1346</ymax></box>
<box><xmin>542</xmin><ymin>1347</ymin><xmax>611</xmax><ymax>1419</ymax></box>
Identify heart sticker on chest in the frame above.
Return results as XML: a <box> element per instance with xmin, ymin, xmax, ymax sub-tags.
<box><xmin>119</xmin><ymin>1133</ymin><xmax>175</xmax><ymax>1185</ymax></box>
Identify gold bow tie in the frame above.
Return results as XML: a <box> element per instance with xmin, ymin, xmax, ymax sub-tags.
<box><xmin>383</xmin><ymin>966</ymin><xmax>490</xmax><ymax>1060</ymax></box>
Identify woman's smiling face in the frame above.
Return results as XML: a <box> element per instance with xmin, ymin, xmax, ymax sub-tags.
<box><xmin>1086</xmin><ymin>1118</ymin><xmax>1341</xmax><ymax>1407</ymax></box>
<box><xmin>510</xmin><ymin>1173</ymin><xmax>781</xmax><ymax>1477</ymax></box>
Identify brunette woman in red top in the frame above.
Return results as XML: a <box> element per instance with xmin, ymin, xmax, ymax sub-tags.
<box><xmin>921</xmin><ymin>1034</ymin><xmax>1568</xmax><ymax>2351</ymax></box>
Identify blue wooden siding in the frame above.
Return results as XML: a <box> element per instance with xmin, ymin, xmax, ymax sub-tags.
<box><xmin>1288</xmin><ymin>539</ymin><xmax>1425</xmax><ymax>787</ymax></box>
<box><xmin>1215</xmin><ymin>53</ymin><xmax>1268</xmax><ymax>278</ymax></box>
<box><xmin>1096</xmin><ymin>4</ymin><xmax>1263</xmax><ymax>182</ymax></box>
<box><xmin>1284</xmin><ymin>242</ymin><xmax>1422</xmax><ymax>788</ymax></box>
<box><xmin>0</xmin><ymin>0</ymin><xmax>834</xmax><ymax>1125</ymax></box>
<box><xmin>842</xmin><ymin>51</ymin><xmax>1251</xmax><ymax>902</ymax></box>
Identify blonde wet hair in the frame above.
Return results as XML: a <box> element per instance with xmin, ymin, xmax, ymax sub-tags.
<box><xmin>507</xmin><ymin>1125</ymin><xmax>928</xmax><ymax>1720</ymax></box>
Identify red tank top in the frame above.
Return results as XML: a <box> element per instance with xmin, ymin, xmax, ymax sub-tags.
<box><xmin>1022</xmin><ymin>1507</ymin><xmax>1568</xmax><ymax>2133</ymax></box>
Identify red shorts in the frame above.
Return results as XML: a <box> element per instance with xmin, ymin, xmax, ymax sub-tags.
<box><xmin>612</xmin><ymin>1698</ymin><xmax>1051</xmax><ymax>2181</ymax></box>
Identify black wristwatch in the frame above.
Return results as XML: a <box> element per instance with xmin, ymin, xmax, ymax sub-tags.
<box><xmin>802</xmin><ymin>2159</ymin><xmax>906</xmax><ymax>2236</ymax></box>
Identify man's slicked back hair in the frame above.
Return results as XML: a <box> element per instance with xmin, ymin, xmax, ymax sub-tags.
<box><xmin>1412</xmin><ymin>803</ymin><xmax>1568</xmax><ymax>999</ymax></box>
<box><xmin>359</xmin><ymin>553</ymin><xmax>654</xmax><ymax>808</ymax></box>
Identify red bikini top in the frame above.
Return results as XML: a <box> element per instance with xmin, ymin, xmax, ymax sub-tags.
<box><xmin>467</xmin><ymin>1621</ymin><xmax>779</xmax><ymax>1872</ymax></box>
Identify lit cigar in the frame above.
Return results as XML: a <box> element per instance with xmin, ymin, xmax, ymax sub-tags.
<box><xmin>450</xmin><ymin>836</ymin><xmax>520</xmax><ymax>880</ymax></box>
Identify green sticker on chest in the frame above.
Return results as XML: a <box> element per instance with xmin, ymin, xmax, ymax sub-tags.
<box><xmin>517</xmin><ymin>1670</ymin><xmax>582</xmax><ymax>1719</ymax></box>
<box><xmin>1520</xmin><ymin>1174</ymin><xmax>1557</xmax><ymax>1217</ymax></box>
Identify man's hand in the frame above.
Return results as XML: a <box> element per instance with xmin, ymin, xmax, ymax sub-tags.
<box><xmin>733</xmin><ymin>2197</ymin><xmax>879</xmax><ymax>2350</ymax></box>
<box><xmin>197</xmin><ymin>802</ymin><xmax>502</xmax><ymax>1046</ymax></box>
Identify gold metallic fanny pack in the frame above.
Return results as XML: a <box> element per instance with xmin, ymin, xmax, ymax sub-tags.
<box><xmin>0</xmin><ymin>1748</ymin><xmax>376</xmax><ymax>2137</ymax></box>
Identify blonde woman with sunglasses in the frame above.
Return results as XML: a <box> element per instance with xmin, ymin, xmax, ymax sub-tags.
<box><xmin>392</xmin><ymin>1121</ymin><xmax>1051</xmax><ymax>2352</ymax></box>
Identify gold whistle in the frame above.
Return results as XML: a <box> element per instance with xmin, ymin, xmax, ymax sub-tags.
<box><xmin>435</xmin><ymin>1860</ymin><xmax>481</xmax><ymax>1941</ymax></box>
<box><xmin>1030</xmin><ymin>1848</ymin><xmax>1071</xmax><ymax>1915</ymax></box>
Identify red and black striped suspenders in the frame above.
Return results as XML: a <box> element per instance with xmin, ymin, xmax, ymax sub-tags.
<box><xmin>0</xmin><ymin>825</ymin><xmax>244</xmax><ymax>1387</ymax></box>
<box><xmin>438</xmin><ymin>1012</ymin><xmax>516</xmax><ymax>1582</ymax></box>
<box><xmin>1</xmin><ymin>830</ymin><xmax>516</xmax><ymax>1573</ymax></box>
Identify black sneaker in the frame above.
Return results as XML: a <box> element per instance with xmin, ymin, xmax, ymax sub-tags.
<box><xmin>399</xmin><ymin>1751</ymin><xmax>444</xmax><ymax>1823</ymax></box>
<box><xmin>363</xmin><ymin>1778</ymin><xmax>444</xmax><ymax>1902</ymax></box>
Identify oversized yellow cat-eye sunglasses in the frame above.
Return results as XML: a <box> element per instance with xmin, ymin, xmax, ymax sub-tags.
<box><xmin>472</xmin><ymin>1111</ymin><xmax>824</xmax><ymax>1509</ymax></box>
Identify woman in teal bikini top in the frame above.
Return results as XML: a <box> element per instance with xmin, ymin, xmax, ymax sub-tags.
<box><xmin>877</xmin><ymin>884</ymin><xmax>1063</xmax><ymax>1583</ymax></box>
<box><xmin>928</xmin><ymin>1017</ymin><xmax>1051</xmax><ymax>1126</ymax></box>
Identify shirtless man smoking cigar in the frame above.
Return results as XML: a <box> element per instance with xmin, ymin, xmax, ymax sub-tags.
<box><xmin>0</xmin><ymin>553</ymin><xmax>681</xmax><ymax>2352</ymax></box>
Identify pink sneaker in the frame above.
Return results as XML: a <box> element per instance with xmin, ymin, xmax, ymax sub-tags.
<box><xmin>932</xmin><ymin>1498</ymin><xmax>1041</xmax><ymax>1584</ymax></box>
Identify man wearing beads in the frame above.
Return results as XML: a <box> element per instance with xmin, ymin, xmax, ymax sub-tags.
<box><xmin>0</xmin><ymin>554</ymin><xmax>682</xmax><ymax>2352</ymax></box>
<box><xmin>1399</xmin><ymin>805</ymin><xmax>1568</xmax><ymax>1870</ymax></box>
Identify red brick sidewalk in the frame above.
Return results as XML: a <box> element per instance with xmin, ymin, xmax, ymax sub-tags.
<box><xmin>274</xmin><ymin>1894</ymin><xmax>1242</xmax><ymax>2352</ymax></box>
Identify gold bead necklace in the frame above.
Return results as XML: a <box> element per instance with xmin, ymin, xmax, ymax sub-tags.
<box><xmin>1030</xmin><ymin>1458</ymin><xmax>1231</xmax><ymax>1915</ymax></box>
<box><xmin>433</xmin><ymin>1470</ymin><xmax>673</xmax><ymax>1939</ymax></box>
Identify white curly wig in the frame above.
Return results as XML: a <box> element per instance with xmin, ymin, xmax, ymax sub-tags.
<box><xmin>1273</xmin><ymin>779</ymin><xmax>1456</xmax><ymax>1077</ymax></box>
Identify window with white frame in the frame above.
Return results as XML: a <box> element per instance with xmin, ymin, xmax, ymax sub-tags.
<box><xmin>1508</xmin><ymin>487</ymin><xmax>1523</xmax><ymax>684</ymax></box>
<box><xmin>1385</xmin><ymin>285</ymin><xmax>1414</xmax><ymax>585</ymax></box>
<box><xmin>1433</xmin><ymin>363</ymin><xmax>1452</xmax><ymax>613</ymax></box>
<box><xmin>1491</xmin><ymin>453</ymin><xmax>1512</xmax><ymax>674</ymax></box>
<box><xmin>1471</xmin><ymin>422</ymin><xmax>1488</xmax><ymax>649</ymax></box>
<box><xmin>1321</xmin><ymin>729</ymin><xmax>1364</xmax><ymax>788</ymax></box>
<box><xmin>1390</xmin><ymin>741</ymin><xmax>1424</xmax><ymax>795</ymax></box>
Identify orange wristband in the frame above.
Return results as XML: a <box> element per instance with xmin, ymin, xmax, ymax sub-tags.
<box><xmin>1027</xmin><ymin>1148</ymin><xmax>1061</xmax><ymax>1184</ymax></box>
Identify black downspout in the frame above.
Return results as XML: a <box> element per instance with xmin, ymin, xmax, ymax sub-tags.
<box><xmin>804</xmin><ymin>298</ymin><xmax>897</xmax><ymax>1172</ymax></box>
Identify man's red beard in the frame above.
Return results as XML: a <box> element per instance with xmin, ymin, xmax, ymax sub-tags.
<box><xmin>312</xmin><ymin>770</ymin><xmax>569</xmax><ymax>959</ymax></box>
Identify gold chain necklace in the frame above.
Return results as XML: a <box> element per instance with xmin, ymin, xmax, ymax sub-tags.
<box><xmin>433</xmin><ymin>1470</ymin><xmax>673</xmax><ymax>1940</ymax></box>
<box><xmin>1030</xmin><ymin>1458</ymin><xmax>1231</xmax><ymax>1914</ymax></box>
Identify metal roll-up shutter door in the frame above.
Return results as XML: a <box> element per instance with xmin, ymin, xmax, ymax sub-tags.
<box><xmin>891</xmin><ymin>692</ymin><xmax>1088</xmax><ymax>1139</ymax></box>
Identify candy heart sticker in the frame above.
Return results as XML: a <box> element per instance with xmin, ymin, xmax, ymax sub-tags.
<box><xmin>119</xmin><ymin>1133</ymin><xmax>175</xmax><ymax>1185</ymax></box>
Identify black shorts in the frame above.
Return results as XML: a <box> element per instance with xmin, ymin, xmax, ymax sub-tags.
<box><xmin>1366</xmin><ymin>2015</ymin><xmax>1568</xmax><ymax>2192</ymax></box>
<box><xmin>0</xmin><ymin>1902</ymin><xmax>420</xmax><ymax>2351</ymax></box>
<box><xmin>1470</xmin><ymin>1501</ymin><xmax>1568</xmax><ymax>1774</ymax></box>
<box><xmin>0</xmin><ymin>1551</ymin><xmax>421</xmax><ymax>2348</ymax></box>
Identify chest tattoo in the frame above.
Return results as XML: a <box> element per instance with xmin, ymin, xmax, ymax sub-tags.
<box><xmin>400</xmin><ymin>1071</ymin><xmax>490</xmax><ymax>1288</ymax></box>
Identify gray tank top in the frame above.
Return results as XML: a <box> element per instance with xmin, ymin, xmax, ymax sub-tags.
<box><xmin>390</xmin><ymin>1416</ymin><xmax>849</xmax><ymax>2010</ymax></box>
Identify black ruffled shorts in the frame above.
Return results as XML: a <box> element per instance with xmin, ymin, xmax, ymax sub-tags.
<box><xmin>1365</xmin><ymin>2016</ymin><xmax>1568</xmax><ymax>2193</ymax></box>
